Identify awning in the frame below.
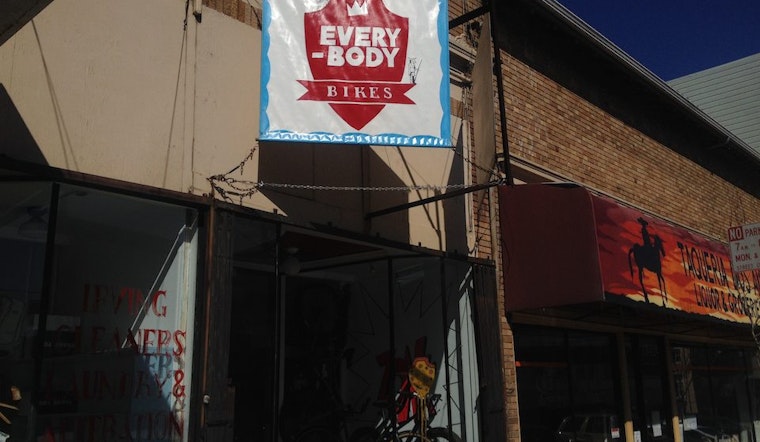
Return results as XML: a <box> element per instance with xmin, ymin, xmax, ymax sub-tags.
<box><xmin>498</xmin><ymin>183</ymin><xmax>760</xmax><ymax>325</ymax></box>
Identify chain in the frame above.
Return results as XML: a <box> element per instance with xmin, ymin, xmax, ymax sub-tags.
<box><xmin>207</xmin><ymin>136</ymin><xmax>500</xmax><ymax>203</ymax></box>
<box><xmin>211</xmin><ymin>176</ymin><xmax>471</xmax><ymax>192</ymax></box>
<box><xmin>208</xmin><ymin>174</ymin><xmax>476</xmax><ymax>203</ymax></box>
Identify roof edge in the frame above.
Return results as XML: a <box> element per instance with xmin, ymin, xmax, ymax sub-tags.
<box><xmin>534</xmin><ymin>0</ymin><xmax>760</xmax><ymax>166</ymax></box>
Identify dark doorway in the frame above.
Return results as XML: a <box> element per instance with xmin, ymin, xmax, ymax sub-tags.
<box><xmin>626</xmin><ymin>335</ymin><xmax>673</xmax><ymax>442</ymax></box>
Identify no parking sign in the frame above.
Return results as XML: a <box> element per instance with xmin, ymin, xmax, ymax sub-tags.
<box><xmin>728</xmin><ymin>222</ymin><xmax>760</xmax><ymax>272</ymax></box>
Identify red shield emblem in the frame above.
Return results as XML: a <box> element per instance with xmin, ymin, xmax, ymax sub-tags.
<box><xmin>299</xmin><ymin>0</ymin><xmax>415</xmax><ymax>130</ymax></box>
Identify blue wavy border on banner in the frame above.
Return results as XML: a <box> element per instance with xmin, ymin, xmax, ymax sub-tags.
<box><xmin>437</xmin><ymin>0</ymin><xmax>452</xmax><ymax>146</ymax></box>
<box><xmin>259</xmin><ymin>0</ymin><xmax>453</xmax><ymax>148</ymax></box>
<box><xmin>260</xmin><ymin>130</ymin><xmax>449</xmax><ymax>147</ymax></box>
<box><xmin>259</xmin><ymin>1</ymin><xmax>272</xmax><ymax>136</ymax></box>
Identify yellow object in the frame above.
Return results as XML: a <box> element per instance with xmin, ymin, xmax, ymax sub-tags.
<box><xmin>408</xmin><ymin>356</ymin><xmax>435</xmax><ymax>397</ymax></box>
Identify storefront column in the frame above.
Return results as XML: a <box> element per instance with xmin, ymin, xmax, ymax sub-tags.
<box><xmin>617</xmin><ymin>333</ymin><xmax>635</xmax><ymax>442</ymax></box>
<box><xmin>664</xmin><ymin>337</ymin><xmax>682</xmax><ymax>442</ymax></box>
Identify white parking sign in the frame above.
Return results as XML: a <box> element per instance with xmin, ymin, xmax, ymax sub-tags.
<box><xmin>728</xmin><ymin>222</ymin><xmax>760</xmax><ymax>272</ymax></box>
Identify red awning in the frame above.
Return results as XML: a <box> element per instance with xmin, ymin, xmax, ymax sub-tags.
<box><xmin>498</xmin><ymin>184</ymin><xmax>760</xmax><ymax>324</ymax></box>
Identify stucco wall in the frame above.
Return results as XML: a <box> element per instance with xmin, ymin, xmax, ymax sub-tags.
<box><xmin>0</xmin><ymin>0</ymin><xmax>263</xmax><ymax>194</ymax></box>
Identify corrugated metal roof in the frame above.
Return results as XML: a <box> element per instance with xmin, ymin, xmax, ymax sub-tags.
<box><xmin>669</xmin><ymin>53</ymin><xmax>760</xmax><ymax>155</ymax></box>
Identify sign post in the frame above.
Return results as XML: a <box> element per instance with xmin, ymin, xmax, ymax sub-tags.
<box><xmin>728</xmin><ymin>222</ymin><xmax>760</xmax><ymax>273</ymax></box>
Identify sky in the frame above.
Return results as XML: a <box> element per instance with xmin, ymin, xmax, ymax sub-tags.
<box><xmin>556</xmin><ymin>0</ymin><xmax>760</xmax><ymax>81</ymax></box>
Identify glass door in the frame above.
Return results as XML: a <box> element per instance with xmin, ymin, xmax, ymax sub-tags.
<box><xmin>627</xmin><ymin>335</ymin><xmax>673</xmax><ymax>442</ymax></box>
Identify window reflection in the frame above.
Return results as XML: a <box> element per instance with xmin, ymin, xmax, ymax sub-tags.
<box><xmin>228</xmin><ymin>246</ymin><xmax>483</xmax><ymax>442</ymax></box>
<box><xmin>673</xmin><ymin>344</ymin><xmax>756</xmax><ymax>442</ymax></box>
<box><xmin>39</xmin><ymin>184</ymin><xmax>198</xmax><ymax>441</ymax></box>
<box><xmin>0</xmin><ymin>181</ymin><xmax>52</xmax><ymax>441</ymax></box>
<box><xmin>515</xmin><ymin>326</ymin><xmax>621</xmax><ymax>442</ymax></box>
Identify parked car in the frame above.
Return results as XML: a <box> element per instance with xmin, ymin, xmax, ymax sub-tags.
<box><xmin>555</xmin><ymin>413</ymin><xmax>622</xmax><ymax>442</ymax></box>
<box><xmin>682</xmin><ymin>417</ymin><xmax>741</xmax><ymax>442</ymax></box>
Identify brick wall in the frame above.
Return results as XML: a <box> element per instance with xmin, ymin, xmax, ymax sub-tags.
<box><xmin>500</xmin><ymin>53</ymin><xmax>760</xmax><ymax>241</ymax></box>
<box><xmin>203</xmin><ymin>0</ymin><xmax>262</xmax><ymax>28</ymax></box>
<box><xmin>451</xmin><ymin>3</ymin><xmax>520</xmax><ymax>442</ymax></box>
<box><xmin>490</xmin><ymin>46</ymin><xmax>760</xmax><ymax>442</ymax></box>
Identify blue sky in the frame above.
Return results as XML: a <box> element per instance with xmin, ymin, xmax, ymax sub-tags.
<box><xmin>557</xmin><ymin>0</ymin><xmax>760</xmax><ymax>81</ymax></box>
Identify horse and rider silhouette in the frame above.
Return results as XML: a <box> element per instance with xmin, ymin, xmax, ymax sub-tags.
<box><xmin>628</xmin><ymin>217</ymin><xmax>667</xmax><ymax>306</ymax></box>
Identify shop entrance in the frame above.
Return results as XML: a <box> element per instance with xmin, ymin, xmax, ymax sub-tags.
<box><xmin>226</xmin><ymin>218</ymin><xmax>486</xmax><ymax>442</ymax></box>
<box><xmin>625</xmin><ymin>335</ymin><xmax>673</xmax><ymax>442</ymax></box>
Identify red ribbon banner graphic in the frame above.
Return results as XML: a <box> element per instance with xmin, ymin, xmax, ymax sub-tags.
<box><xmin>297</xmin><ymin>80</ymin><xmax>415</xmax><ymax>104</ymax></box>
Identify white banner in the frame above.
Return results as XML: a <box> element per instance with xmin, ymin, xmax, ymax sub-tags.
<box><xmin>260</xmin><ymin>0</ymin><xmax>450</xmax><ymax>147</ymax></box>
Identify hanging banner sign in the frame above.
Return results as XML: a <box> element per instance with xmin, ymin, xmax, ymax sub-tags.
<box><xmin>260</xmin><ymin>0</ymin><xmax>451</xmax><ymax>147</ymax></box>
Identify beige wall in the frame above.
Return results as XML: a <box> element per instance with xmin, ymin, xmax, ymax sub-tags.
<box><xmin>0</xmin><ymin>0</ymin><xmax>476</xmax><ymax>253</ymax></box>
<box><xmin>0</xmin><ymin>0</ymin><xmax>257</xmax><ymax>193</ymax></box>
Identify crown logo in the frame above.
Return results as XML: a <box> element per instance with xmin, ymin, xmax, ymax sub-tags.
<box><xmin>347</xmin><ymin>1</ymin><xmax>368</xmax><ymax>16</ymax></box>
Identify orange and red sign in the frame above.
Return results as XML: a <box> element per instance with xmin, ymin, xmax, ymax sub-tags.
<box><xmin>593</xmin><ymin>195</ymin><xmax>760</xmax><ymax>323</ymax></box>
<box><xmin>498</xmin><ymin>184</ymin><xmax>760</xmax><ymax>324</ymax></box>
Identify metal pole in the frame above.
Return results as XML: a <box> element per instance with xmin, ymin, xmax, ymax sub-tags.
<box><xmin>488</xmin><ymin>1</ymin><xmax>514</xmax><ymax>185</ymax></box>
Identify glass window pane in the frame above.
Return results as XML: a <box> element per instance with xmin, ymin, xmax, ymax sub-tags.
<box><xmin>515</xmin><ymin>326</ymin><xmax>572</xmax><ymax>442</ymax></box>
<box><xmin>279</xmin><ymin>259</ymin><xmax>390</xmax><ymax>442</ymax></box>
<box><xmin>568</xmin><ymin>331</ymin><xmax>617</xmax><ymax>411</ymax></box>
<box><xmin>674</xmin><ymin>344</ymin><xmax>757</xmax><ymax>442</ymax></box>
<box><xmin>38</xmin><ymin>184</ymin><xmax>198</xmax><ymax>441</ymax></box>
<box><xmin>0</xmin><ymin>181</ymin><xmax>52</xmax><ymax>441</ymax></box>
<box><xmin>443</xmin><ymin>259</ymin><xmax>481</xmax><ymax>442</ymax></box>
<box><xmin>276</xmin><ymin>255</ymin><xmax>477</xmax><ymax>442</ymax></box>
<box><xmin>229</xmin><ymin>216</ymin><xmax>277</xmax><ymax>441</ymax></box>
<box><xmin>515</xmin><ymin>326</ymin><xmax>621</xmax><ymax>442</ymax></box>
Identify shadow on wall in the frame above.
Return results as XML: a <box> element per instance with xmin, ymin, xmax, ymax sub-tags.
<box><xmin>0</xmin><ymin>0</ymin><xmax>53</xmax><ymax>46</ymax></box>
<box><xmin>0</xmin><ymin>84</ymin><xmax>47</xmax><ymax>166</ymax></box>
<box><xmin>258</xmin><ymin>135</ymin><xmax>469</xmax><ymax>254</ymax></box>
<box><xmin>443</xmin><ymin>124</ymin><xmax>468</xmax><ymax>256</ymax></box>
<box><xmin>258</xmin><ymin>140</ymin><xmax>411</xmax><ymax>239</ymax></box>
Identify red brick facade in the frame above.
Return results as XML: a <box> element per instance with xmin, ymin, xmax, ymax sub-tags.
<box><xmin>501</xmin><ymin>53</ymin><xmax>760</xmax><ymax>241</ymax></box>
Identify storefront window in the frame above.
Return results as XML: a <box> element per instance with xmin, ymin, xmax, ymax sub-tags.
<box><xmin>279</xmin><ymin>272</ymin><xmax>376</xmax><ymax>442</ymax></box>
<box><xmin>673</xmin><ymin>343</ymin><xmax>757</xmax><ymax>442</ymax></box>
<box><xmin>243</xmin><ymin>248</ymin><xmax>481</xmax><ymax>442</ymax></box>
<box><xmin>515</xmin><ymin>326</ymin><xmax>620</xmax><ymax>442</ymax></box>
<box><xmin>750</xmin><ymin>353</ymin><xmax>760</xmax><ymax>442</ymax></box>
<box><xmin>0</xmin><ymin>181</ymin><xmax>52</xmax><ymax>441</ymax></box>
<box><xmin>224</xmin><ymin>217</ymin><xmax>485</xmax><ymax>442</ymax></box>
<box><xmin>35</xmin><ymin>184</ymin><xmax>199</xmax><ymax>441</ymax></box>
<box><xmin>389</xmin><ymin>257</ymin><xmax>475</xmax><ymax>441</ymax></box>
<box><xmin>229</xmin><ymin>217</ymin><xmax>277</xmax><ymax>441</ymax></box>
